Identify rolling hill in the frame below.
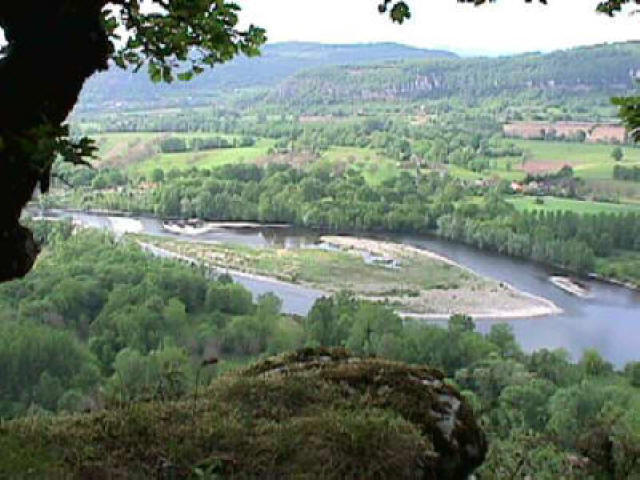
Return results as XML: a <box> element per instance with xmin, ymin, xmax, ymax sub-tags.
<box><xmin>267</xmin><ymin>42</ymin><xmax>640</xmax><ymax>107</ymax></box>
<box><xmin>77</xmin><ymin>42</ymin><xmax>456</xmax><ymax>111</ymax></box>
<box><xmin>76</xmin><ymin>41</ymin><xmax>640</xmax><ymax>113</ymax></box>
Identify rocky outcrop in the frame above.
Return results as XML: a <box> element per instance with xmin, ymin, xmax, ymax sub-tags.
<box><xmin>0</xmin><ymin>348</ymin><xmax>486</xmax><ymax>479</ymax></box>
<box><xmin>243</xmin><ymin>347</ymin><xmax>487</xmax><ymax>479</ymax></box>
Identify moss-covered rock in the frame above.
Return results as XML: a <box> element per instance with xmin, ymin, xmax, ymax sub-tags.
<box><xmin>0</xmin><ymin>348</ymin><xmax>486</xmax><ymax>479</ymax></box>
<box><xmin>243</xmin><ymin>347</ymin><xmax>487</xmax><ymax>478</ymax></box>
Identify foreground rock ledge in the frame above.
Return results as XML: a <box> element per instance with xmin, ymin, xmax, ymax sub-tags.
<box><xmin>243</xmin><ymin>347</ymin><xmax>487</xmax><ymax>479</ymax></box>
<box><xmin>0</xmin><ymin>348</ymin><xmax>486</xmax><ymax>479</ymax></box>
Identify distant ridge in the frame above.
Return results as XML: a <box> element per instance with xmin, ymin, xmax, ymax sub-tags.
<box><xmin>266</xmin><ymin>41</ymin><xmax>640</xmax><ymax>107</ymax></box>
<box><xmin>77</xmin><ymin>41</ymin><xmax>640</xmax><ymax>113</ymax></box>
<box><xmin>78</xmin><ymin>42</ymin><xmax>456</xmax><ymax>109</ymax></box>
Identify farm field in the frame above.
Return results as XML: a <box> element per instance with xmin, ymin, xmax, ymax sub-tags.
<box><xmin>487</xmin><ymin>139</ymin><xmax>640</xmax><ymax>178</ymax></box>
<box><xmin>445</xmin><ymin>163</ymin><xmax>524</xmax><ymax>182</ymax></box>
<box><xmin>93</xmin><ymin>131</ymin><xmax>237</xmax><ymax>156</ymax></box>
<box><xmin>509</xmin><ymin>195</ymin><xmax>640</xmax><ymax>214</ymax></box>
<box><xmin>89</xmin><ymin>133</ymin><xmax>640</xmax><ymax>205</ymax></box>
<box><xmin>129</xmin><ymin>140</ymin><xmax>273</xmax><ymax>175</ymax></box>
<box><xmin>93</xmin><ymin>132</ymin><xmax>162</xmax><ymax>161</ymax></box>
<box><xmin>318</xmin><ymin>146</ymin><xmax>400</xmax><ymax>185</ymax></box>
<box><xmin>512</xmin><ymin>139</ymin><xmax>640</xmax><ymax>166</ymax></box>
<box><xmin>445</xmin><ymin>139</ymin><xmax>640</xmax><ymax>202</ymax></box>
<box><xmin>90</xmin><ymin>132</ymin><xmax>401</xmax><ymax>185</ymax></box>
<box><xmin>88</xmin><ymin>132</ymin><xmax>272</xmax><ymax>174</ymax></box>
<box><xmin>509</xmin><ymin>139</ymin><xmax>640</xmax><ymax>201</ymax></box>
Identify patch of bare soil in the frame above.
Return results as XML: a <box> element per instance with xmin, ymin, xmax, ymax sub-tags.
<box><xmin>102</xmin><ymin>136</ymin><xmax>165</xmax><ymax>168</ymax></box>
<box><xmin>254</xmin><ymin>152</ymin><xmax>320</xmax><ymax>169</ymax></box>
<box><xmin>523</xmin><ymin>161</ymin><xmax>573</xmax><ymax>174</ymax></box>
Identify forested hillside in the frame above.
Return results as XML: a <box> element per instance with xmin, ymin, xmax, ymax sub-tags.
<box><xmin>2</xmin><ymin>223</ymin><xmax>640</xmax><ymax>478</ymax></box>
<box><xmin>76</xmin><ymin>41</ymin><xmax>640</xmax><ymax>113</ymax></box>
<box><xmin>77</xmin><ymin>42</ymin><xmax>455</xmax><ymax>111</ymax></box>
<box><xmin>270</xmin><ymin>42</ymin><xmax>640</xmax><ymax>107</ymax></box>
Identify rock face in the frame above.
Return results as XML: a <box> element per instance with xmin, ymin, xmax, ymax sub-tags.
<box><xmin>0</xmin><ymin>348</ymin><xmax>486</xmax><ymax>479</ymax></box>
<box><xmin>243</xmin><ymin>347</ymin><xmax>487</xmax><ymax>479</ymax></box>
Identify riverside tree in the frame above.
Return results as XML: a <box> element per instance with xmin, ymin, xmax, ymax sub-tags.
<box><xmin>0</xmin><ymin>0</ymin><xmax>631</xmax><ymax>282</ymax></box>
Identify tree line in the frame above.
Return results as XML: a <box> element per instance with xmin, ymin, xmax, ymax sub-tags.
<box><xmin>53</xmin><ymin>162</ymin><xmax>640</xmax><ymax>277</ymax></box>
<box><xmin>2</xmin><ymin>223</ymin><xmax>639</xmax><ymax>477</ymax></box>
<box><xmin>160</xmin><ymin>135</ymin><xmax>256</xmax><ymax>154</ymax></box>
<box><xmin>613</xmin><ymin>163</ymin><xmax>640</xmax><ymax>182</ymax></box>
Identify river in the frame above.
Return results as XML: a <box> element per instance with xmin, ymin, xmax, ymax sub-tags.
<box><xmin>36</xmin><ymin>209</ymin><xmax>640</xmax><ymax>366</ymax></box>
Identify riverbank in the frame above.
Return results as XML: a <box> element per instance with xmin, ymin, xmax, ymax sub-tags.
<box><xmin>322</xmin><ymin>236</ymin><xmax>561</xmax><ymax>320</ymax></box>
<box><xmin>27</xmin><ymin>206</ymin><xmax>640</xmax><ymax>293</ymax></box>
<box><xmin>134</xmin><ymin>233</ymin><xmax>561</xmax><ymax>320</ymax></box>
<box><xmin>162</xmin><ymin>220</ymin><xmax>290</xmax><ymax>236</ymax></box>
<box><xmin>25</xmin><ymin>209</ymin><xmax>640</xmax><ymax>366</ymax></box>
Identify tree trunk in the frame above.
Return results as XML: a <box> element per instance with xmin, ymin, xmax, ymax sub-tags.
<box><xmin>0</xmin><ymin>6</ymin><xmax>110</xmax><ymax>282</ymax></box>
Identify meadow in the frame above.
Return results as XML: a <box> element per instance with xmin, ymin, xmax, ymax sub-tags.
<box><xmin>131</xmin><ymin>141</ymin><xmax>273</xmax><ymax>175</ymax></box>
<box><xmin>503</xmin><ymin>139</ymin><xmax>640</xmax><ymax>201</ymax></box>
<box><xmin>91</xmin><ymin>132</ymin><xmax>269</xmax><ymax>174</ymax></box>
<box><xmin>317</xmin><ymin>146</ymin><xmax>400</xmax><ymax>185</ymax></box>
<box><xmin>509</xmin><ymin>195</ymin><xmax>640</xmax><ymax>215</ymax></box>
<box><xmin>440</xmin><ymin>139</ymin><xmax>640</xmax><ymax>204</ymax></box>
<box><xmin>91</xmin><ymin>132</ymin><xmax>401</xmax><ymax>185</ymax></box>
<box><xmin>90</xmin><ymin>132</ymin><xmax>640</xmax><ymax>213</ymax></box>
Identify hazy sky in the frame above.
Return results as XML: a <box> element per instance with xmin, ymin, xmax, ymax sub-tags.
<box><xmin>238</xmin><ymin>0</ymin><xmax>640</xmax><ymax>56</ymax></box>
<box><xmin>0</xmin><ymin>1</ymin><xmax>637</xmax><ymax>56</ymax></box>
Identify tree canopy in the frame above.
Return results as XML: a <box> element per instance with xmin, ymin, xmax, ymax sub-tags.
<box><xmin>0</xmin><ymin>0</ymin><xmax>635</xmax><ymax>282</ymax></box>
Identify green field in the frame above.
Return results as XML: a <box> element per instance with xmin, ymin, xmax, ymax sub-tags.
<box><xmin>91</xmin><ymin>132</ymin><xmax>640</xmax><ymax>205</ymax></box>
<box><xmin>509</xmin><ymin>195</ymin><xmax>640</xmax><ymax>214</ymax></box>
<box><xmin>444</xmin><ymin>139</ymin><xmax>640</xmax><ymax>203</ymax></box>
<box><xmin>319</xmin><ymin>146</ymin><xmax>400</xmax><ymax>185</ymax></box>
<box><xmin>446</xmin><ymin>163</ymin><xmax>524</xmax><ymax>182</ymax></box>
<box><xmin>92</xmin><ymin>132</ymin><xmax>400</xmax><ymax>185</ymax></box>
<box><xmin>511</xmin><ymin>139</ymin><xmax>640</xmax><ymax>168</ymax></box>
<box><xmin>131</xmin><ymin>140</ymin><xmax>273</xmax><ymax>175</ymax></box>
<box><xmin>91</xmin><ymin>132</ymin><xmax>265</xmax><ymax>174</ymax></box>
<box><xmin>93</xmin><ymin>132</ymin><xmax>162</xmax><ymax>159</ymax></box>
<box><xmin>137</xmin><ymin>235</ymin><xmax>470</xmax><ymax>293</ymax></box>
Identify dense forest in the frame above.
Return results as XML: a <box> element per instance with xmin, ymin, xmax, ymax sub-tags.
<box><xmin>1</xmin><ymin>222</ymin><xmax>639</xmax><ymax>478</ymax></box>
<box><xmin>270</xmin><ymin>42</ymin><xmax>640</xmax><ymax>108</ymax></box>
<box><xmin>50</xmin><ymin>162</ymin><xmax>640</xmax><ymax>278</ymax></box>
<box><xmin>0</xmin><ymin>223</ymin><xmax>314</xmax><ymax>416</ymax></box>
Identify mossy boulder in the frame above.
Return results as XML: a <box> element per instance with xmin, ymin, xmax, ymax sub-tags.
<box><xmin>242</xmin><ymin>347</ymin><xmax>487</xmax><ymax>478</ymax></box>
<box><xmin>0</xmin><ymin>348</ymin><xmax>486</xmax><ymax>479</ymax></box>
